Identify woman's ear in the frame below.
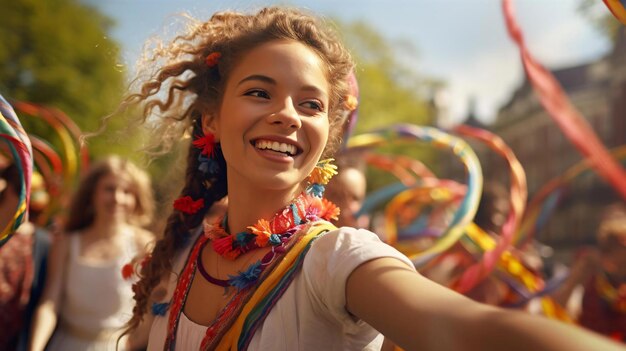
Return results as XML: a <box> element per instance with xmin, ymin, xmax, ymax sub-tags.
<box><xmin>201</xmin><ymin>114</ymin><xmax>220</xmax><ymax>141</ymax></box>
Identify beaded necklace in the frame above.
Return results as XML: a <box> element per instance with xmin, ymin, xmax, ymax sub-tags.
<box><xmin>164</xmin><ymin>192</ymin><xmax>339</xmax><ymax>350</ymax></box>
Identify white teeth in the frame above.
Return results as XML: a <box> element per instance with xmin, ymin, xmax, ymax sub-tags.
<box><xmin>254</xmin><ymin>140</ymin><xmax>296</xmax><ymax>155</ymax></box>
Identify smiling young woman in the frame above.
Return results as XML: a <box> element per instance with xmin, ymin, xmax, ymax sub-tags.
<box><xmin>118</xmin><ymin>6</ymin><xmax>625</xmax><ymax>351</ymax></box>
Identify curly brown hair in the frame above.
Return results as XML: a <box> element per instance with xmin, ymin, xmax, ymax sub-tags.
<box><xmin>122</xmin><ymin>6</ymin><xmax>354</xmax><ymax>335</ymax></box>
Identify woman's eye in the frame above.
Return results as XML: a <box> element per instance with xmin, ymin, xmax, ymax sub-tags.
<box><xmin>301</xmin><ymin>100</ymin><xmax>323</xmax><ymax>111</ymax></box>
<box><xmin>244</xmin><ymin>89</ymin><xmax>270</xmax><ymax>99</ymax></box>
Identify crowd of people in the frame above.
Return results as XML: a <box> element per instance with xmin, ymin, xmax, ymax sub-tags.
<box><xmin>1</xmin><ymin>5</ymin><xmax>625</xmax><ymax>351</ymax></box>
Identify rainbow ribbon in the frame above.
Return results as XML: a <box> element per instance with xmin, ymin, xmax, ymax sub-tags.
<box><xmin>348</xmin><ymin>124</ymin><xmax>483</xmax><ymax>267</ymax></box>
<box><xmin>30</xmin><ymin>135</ymin><xmax>63</xmax><ymax>194</ymax></box>
<box><xmin>11</xmin><ymin>102</ymin><xmax>89</xmax><ymax>224</ymax></box>
<box><xmin>29</xmin><ymin>135</ymin><xmax>64</xmax><ymax>225</ymax></box>
<box><xmin>0</xmin><ymin>95</ymin><xmax>33</xmax><ymax>246</ymax></box>
<box><xmin>12</xmin><ymin>101</ymin><xmax>87</xmax><ymax>184</ymax></box>
<box><xmin>451</xmin><ymin>125</ymin><xmax>527</xmax><ymax>292</ymax></box>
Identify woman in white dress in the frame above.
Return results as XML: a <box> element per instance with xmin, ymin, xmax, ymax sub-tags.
<box><xmin>29</xmin><ymin>156</ymin><xmax>155</xmax><ymax>351</ymax></box>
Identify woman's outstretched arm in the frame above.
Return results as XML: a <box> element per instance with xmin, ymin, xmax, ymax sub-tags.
<box><xmin>346</xmin><ymin>257</ymin><xmax>625</xmax><ymax>351</ymax></box>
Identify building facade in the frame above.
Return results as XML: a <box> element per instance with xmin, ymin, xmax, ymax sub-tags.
<box><xmin>486</xmin><ymin>28</ymin><xmax>626</xmax><ymax>248</ymax></box>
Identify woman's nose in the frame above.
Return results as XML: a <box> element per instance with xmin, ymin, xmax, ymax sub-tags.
<box><xmin>267</xmin><ymin>97</ymin><xmax>302</xmax><ymax>129</ymax></box>
<box><xmin>114</xmin><ymin>190</ymin><xmax>127</xmax><ymax>204</ymax></box>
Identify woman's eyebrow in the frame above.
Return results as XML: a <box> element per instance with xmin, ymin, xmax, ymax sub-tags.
<box><xmin>237</xmin><ymin>74</ymin><xmax>275</xmax><ymax>87</ymax></box>
<box><xmin>301</xmin><ymin>85</ymin><xmax>327</xmax><ymax>98</ymax></box>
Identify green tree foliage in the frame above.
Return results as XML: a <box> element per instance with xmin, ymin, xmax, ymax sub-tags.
<box><xmin>340</xmin><ymin>21</ymin><xmax>434</xmax><ymax>133</ymax></box>
<box><xmin>0</xmin><ymin>0</ymin><xmax>136</xmax><ymax>160</ymax></box>
<box><xmin>338</xmin><ymin>20</ymin><xmax>438</xmax><ymax>191</ymax></box>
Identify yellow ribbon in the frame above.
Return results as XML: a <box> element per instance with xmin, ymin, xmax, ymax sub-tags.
<box><xmin>216</xmin><ymin>221</ymin><xmax>337</xmax><ymax>350</ymax></box>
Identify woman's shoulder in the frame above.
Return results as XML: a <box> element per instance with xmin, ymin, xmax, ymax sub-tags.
<box><xmin>310</xmin><ymin>226</ymin><xmax>386</xmax><ymax>252</ymax></box>
<box><xmin>306</xmin><ymin>225</ymin><xmax>414</xmax><ymax>272</ymax></box>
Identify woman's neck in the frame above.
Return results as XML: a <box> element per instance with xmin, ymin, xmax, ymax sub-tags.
<box><xmin>87</xmin><ymin>216</ymin><xmax>129</xmax><ymax>238</ymax></box>
<box><xmin>225</xmin><ymin>181</ymin><xmax>303</xmax><ymax>234</ymax></box>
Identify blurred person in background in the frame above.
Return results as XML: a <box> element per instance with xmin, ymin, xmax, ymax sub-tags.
<box><xmin>0</xmin><ymin>163</ymin><xmax>51</xmax><ymax>351</ymax></box>
<box><xmin>29</xmin><ymin>156</ymin><xmax>155</xmax><ymax>351</ymax></box>
<box><xmin>420</xmin><ymin>182</ymin><xmax>512</xmax><ymax>305</ymax></box>
<box><xmin>324</xmin><ymin>150</ymin><xmax>369</xmax><ymax>229</ymax></box>
<box><xmin>551</xmin><ymin>202</ymin><xmax>626</xmax><ymax>343</ymax></box>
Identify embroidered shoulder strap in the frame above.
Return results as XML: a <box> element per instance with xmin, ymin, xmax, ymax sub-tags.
<box><xmin>215</xmin><ymin>221</ymin><xmax>337</xmax><ymax>351</ymax></box>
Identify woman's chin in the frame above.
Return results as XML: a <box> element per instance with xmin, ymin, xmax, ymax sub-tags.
<box><xmin>98</xmin><ymin>210</ymin><xmax>129</xmax><ymax>224</ymax></box>
<box><xmin>248</xmin><ymin>172</ymin><xmax>307</xmax><ymax>193</ymax></box>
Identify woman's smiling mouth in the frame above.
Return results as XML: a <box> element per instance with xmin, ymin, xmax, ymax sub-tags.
<box><xmin>252</xmin><ymin>138</ymin><xmax>302</xmax><ymax>157</ymax></box>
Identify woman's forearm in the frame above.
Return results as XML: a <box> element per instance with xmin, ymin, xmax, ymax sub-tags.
<box><xmin>468</xmin><ymin>306</ymin><xmax>623</xmax><ymax>351</ymax></box>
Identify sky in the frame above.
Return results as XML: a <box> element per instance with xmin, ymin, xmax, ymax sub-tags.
<box><xmin>85</xmin><ymin>0</ymin><xmax>612</xmax><ymax>126</ymax></box>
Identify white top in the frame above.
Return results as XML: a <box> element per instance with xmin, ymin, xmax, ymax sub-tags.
<box><xmin>147</xmin><ymin>226</ymin><xmax>415</xmax><ymax>350</ymax></box>
<box><xmin>60</xmin><ymin>232</ymin><xmax>137</xmax><ymax>333</ymax></box>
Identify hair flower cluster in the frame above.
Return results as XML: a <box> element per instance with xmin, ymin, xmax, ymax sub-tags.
<box><xmin>151</xmin><ymin>302</ymin><xmax>170</xmax><ymax>316</ymax></box>
<box><xmin>192</xmin><ymin>133</ymin><xmax>216</xmax><ymax>157</ymax></box>
<box><xmin>198</xmin><ymin>155</ymin><xmax>220</xmax><ymax>175</ymax></box>
<box><xmin>121</xmin><ymin>262</ymin><xmax>135</xmax><ymax>280</ymax></box>
<box><xmin>140</xmin><ymin>254</ymin><xmax>151</xmax><ymax>270</ymax></box>
<box><xmin>345</xmin><ymin>94</ymin><xmax>358</xmax><ymax>111</ymax></box>
<box><xmin>205</xmin><ymin>52</ymin><xmax>222</xmax><ymax>67</ymax></box>
<box><xmin>308</xmin><ymin>159</ymin><xmax>338</xmax><ymax>185</ymax></box>
<box><xmin>173</xmin><ymin>196</ymin><xmax>204</xmax><ymax>214</ymax></box>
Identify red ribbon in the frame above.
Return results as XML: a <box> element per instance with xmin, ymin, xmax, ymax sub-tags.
<box><xmin>502</xmin><ymin>0</ymin><xmax>626</xmax><ymax>201</ymax></box>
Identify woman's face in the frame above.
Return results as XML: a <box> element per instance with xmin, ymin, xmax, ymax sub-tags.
<box><xmin>210</xmin><ymin>39</ymin><xmax>330</xmax><ymax>193</ymax></box>
<box><xmin>92</xmin><ymin>172</ymin><xmax>137</xmax><ymax>223</ymax></box>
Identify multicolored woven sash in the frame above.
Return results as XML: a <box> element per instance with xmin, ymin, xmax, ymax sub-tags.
<box><xmin>215</xmin><ymin>221</ymin><xmax>337</xmax><ymax>350</ymax></box>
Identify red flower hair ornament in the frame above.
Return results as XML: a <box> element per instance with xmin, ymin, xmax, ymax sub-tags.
<box><xmin>173</xmin><ymin>196</ymin><xmax>204</xmax><ymax>214</ymax></box>
<box><xmin>205</xmin><ymin>52</ymin><xmax>221</xmax><ymax>67</ymax></box>
<box><xmin>192</xmin><ymin>132</ymin><xmax>216</xmax><ymax>158</ymax></box>
<box><xmin>121</xmin><ymin>263</ymin><xmax>134</xmax><ymax>280</ymax></box>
